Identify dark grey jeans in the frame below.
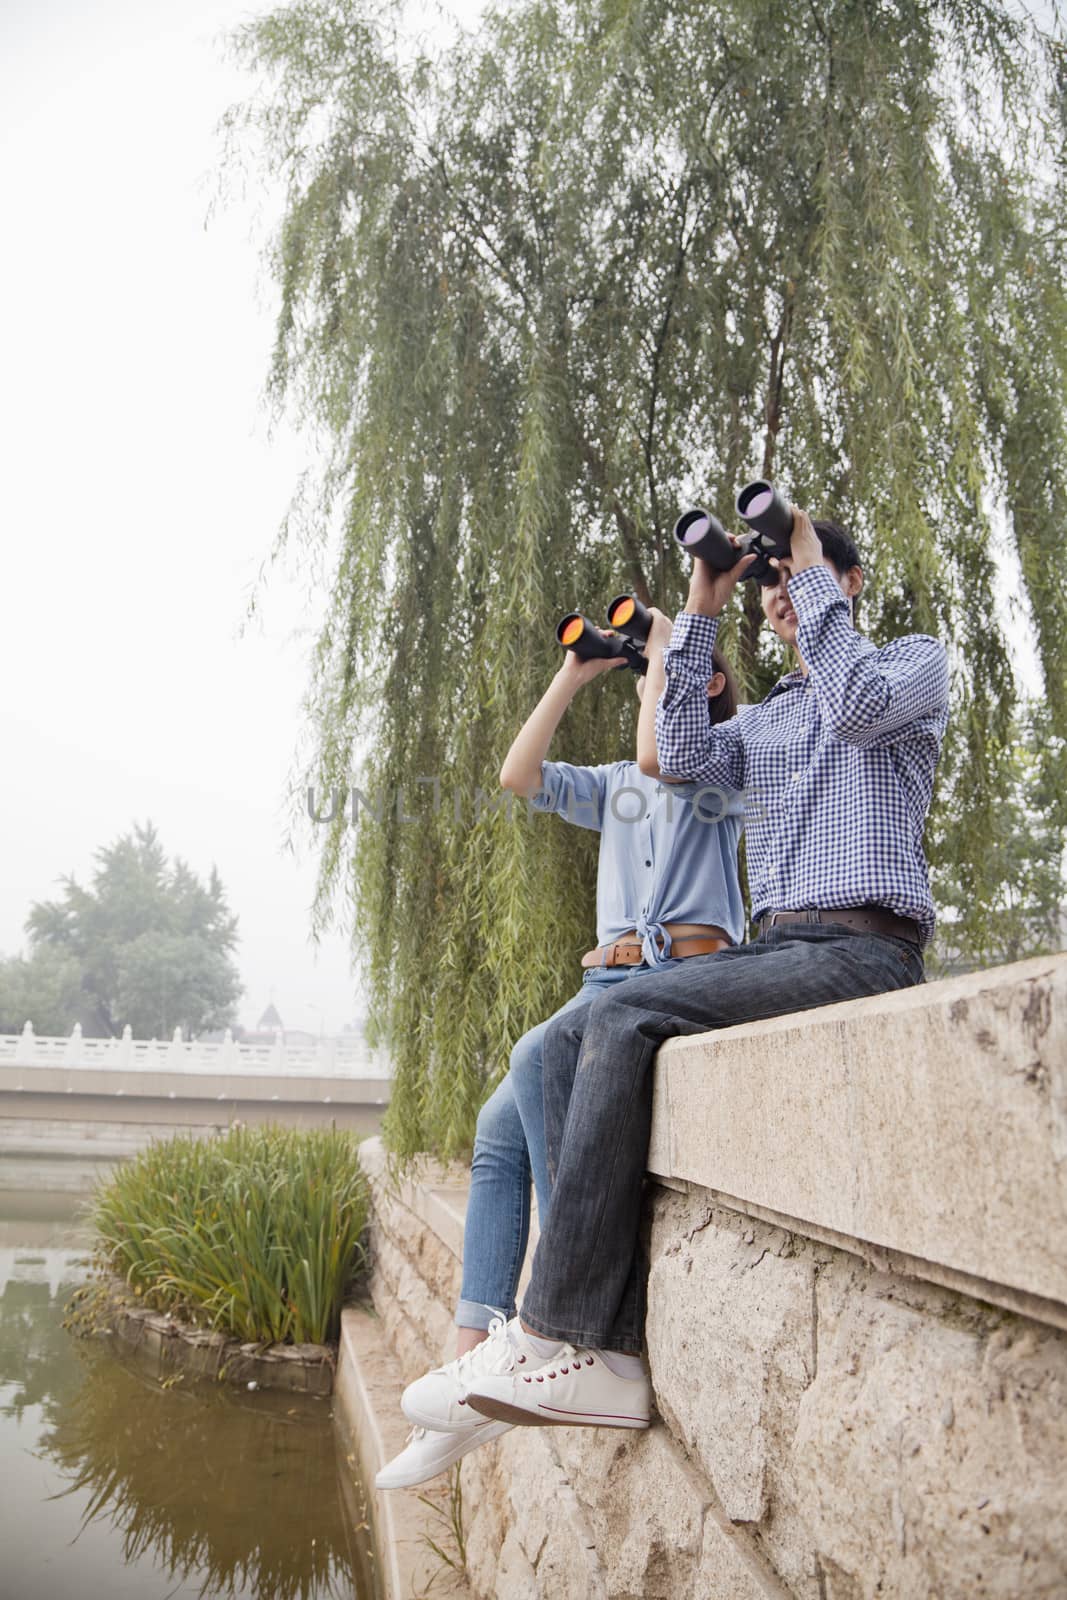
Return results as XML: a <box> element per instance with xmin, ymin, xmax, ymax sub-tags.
<box><xmin>520</xmin><ymin>923</ymin><xmax>924</xmax><ymax>1353</ymax></box>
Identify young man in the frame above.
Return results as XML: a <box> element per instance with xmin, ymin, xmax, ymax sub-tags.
<box><xmin>376</xmin><ymin>621</ymin><xmax>745</xmax><ymax>1488</ymax></box>
<box><xmin>462</xmin><ymin>506</ymin><xmax>949</xmax><ymax>1430</ymax></box>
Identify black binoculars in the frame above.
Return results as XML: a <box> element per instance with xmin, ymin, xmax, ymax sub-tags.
<box><xmin>556</xmin><ymin>593</ymin><xmax>653</xmax><ymax>675</ymax></box>
<box><xmin>673</xmin><ymin>479</ymin><xmax>794</xmax><ymax>585</ymax></box>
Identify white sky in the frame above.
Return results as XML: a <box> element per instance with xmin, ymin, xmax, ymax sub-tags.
<box><xmin>0</xmin><ymin>0</ymin><xmax>483</xmax><ymax>1036</ymax></box>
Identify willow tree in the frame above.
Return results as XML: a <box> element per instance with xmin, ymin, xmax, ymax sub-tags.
<box><xmin>227</xmin><ymin>0</ymin><xmax>1067</xmax><ymax>1155</ymax></box>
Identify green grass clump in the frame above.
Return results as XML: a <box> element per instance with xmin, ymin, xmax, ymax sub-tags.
<box><xmin>89</xmin><ymin>1125</ymin><xmax>369</xmax><ymax>1345</ymax></box>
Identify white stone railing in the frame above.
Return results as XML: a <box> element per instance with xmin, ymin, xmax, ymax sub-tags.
<box><xmin>0</xmin><ymin>1021</ymin><xmax>392</xmax><ymax>1079</ymax></box>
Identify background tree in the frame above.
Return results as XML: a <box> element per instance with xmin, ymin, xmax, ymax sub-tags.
<box><xmin>0</xmin><ymin>822</ymin><xmax>242</xmax><ymax>1038</ymax></box>
<box><xmin>929</xmin><ymin>703</ymin><xmax>1067</xmax><ymax>970</ymax></box>
<box><xmin>226</xmin><ymin>0</ymin><xmax>1067</xmax><ymax>1155</ymax></box>
<box><xmin>0</xmin><ymin>947</ymin><xmax>85</xmax><ymax>1038</ymax></box>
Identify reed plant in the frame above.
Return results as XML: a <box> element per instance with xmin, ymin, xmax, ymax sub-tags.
<box><xmin>89</xmin><ymin>1126</ymin><xmax>368</xmax><ymax>1345</ymax></box>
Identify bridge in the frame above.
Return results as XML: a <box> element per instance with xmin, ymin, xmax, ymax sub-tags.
<box><xmin>0</xmin><ymin>1022</ymin><xmax>392</xmax><ymax>1161</ymax></box>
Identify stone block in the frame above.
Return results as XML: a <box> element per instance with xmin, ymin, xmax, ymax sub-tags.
<box><xmin>462</xmin><ymin>1428</ymin><xmax>607</xmax><ymax>1600</ymax></box>
<box><xmin>493</xmin><ymin>1528</ymin><xmax>539</xmax><ymax>1599</ymax></box>
<box><xmin>368</xmin><ymin>1176</ymin><xmax>464</xmax><ymax>1309</ymax></box>
<box><xmin>369</xmin><ymin>1228</ymin><xmax>455</xmax><ymax>1365</ymax></box>
<box><xmin>557</xmin><ymin>1422</ymin><xmax>780</xmax><ymax>1599</ymax></box>
<box><xmin>791</xmin><ymin>1261</ymin><xmax>1067</xmax><ymax>1598</ymax></box>
<box><xmin>648</xmin><ymin>954</ymin><xmax>1067</xmax><ymax>1312</ymax></box>
<box><xmin>647</xmin><ymin>1189</ymin><xmax>815</xmax><ymax>1527</ymax></box>
<box><xmin>462</xmin><ymin>1439</ymin><xmax>514</xmax><ymax>1596</ymax></box>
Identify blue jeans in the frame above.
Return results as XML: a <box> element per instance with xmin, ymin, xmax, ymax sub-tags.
<box><xmin>456</xmin><ymin>962</ymin><xmax>681</xmax><ymax>1330</ymax></box>
<box><xmin>520</xmin><ymin>924</ymin><xmax>925</xmax><ymax>1352</ymax></box>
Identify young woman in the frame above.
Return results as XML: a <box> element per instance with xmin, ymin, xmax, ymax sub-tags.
<box><xmin>376</xmin><ymin>622</ymin><xmax>745</xmax><ymax>1489</ymax></box>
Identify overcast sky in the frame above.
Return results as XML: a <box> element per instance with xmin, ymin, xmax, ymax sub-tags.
<box><xmin>0</xmin><ymin>0</ymin><xmax>482</xmax><ymax>1035</ymax></box>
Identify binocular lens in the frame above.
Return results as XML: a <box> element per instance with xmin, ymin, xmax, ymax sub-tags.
<box><xmin>559</xmin><ymin>617</ymin><xmax>584</xmax><ymax>647</ymax></box>
<box><xmin>679</xmin><ymin>514</ymin><xmax>710</xmax><ymax>546</ymax></box>
<box><xmin>608</xmin><ymin>597</ymin><xmax>636</xmax><ymax>627</ymax></box>
<box><xmin>744</xmin><ymin>488</ymin><xmax>773</xmax><ymax>518</ymax></box>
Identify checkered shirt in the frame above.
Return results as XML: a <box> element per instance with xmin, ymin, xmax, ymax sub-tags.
<box><xmin>655</xmin><ymin>564</ymin><xmax>949</xmax><ymax>945</ymax></box>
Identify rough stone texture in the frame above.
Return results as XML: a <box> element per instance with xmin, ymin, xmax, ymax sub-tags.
<box><xmin>446</xmin><ymin>1396</ymin><xmax>612</xmax><ymax>1599</ymax></box>
<box><xmin>647</xmin><ymin>1184</ymin><xmax>1067</xmax><ymax>1599</ymax></box>
<box><xmin>555</xmin><ymin>1424</ymin><xmax>782</xmax><ymax>1600</ymax></box>
<box><xmin>493</xmin><ymin>1528</ymin><xmax>540</xmax><ymax>1598</ymax></box>
<box><xmin>369</xmin><ymin>1225</ymin><xmax>455</xmax><ymax>1372</ymax></box>
<box><xmin>649</xmin><ymin>953</ymin><xmax>1067</xmax><ymax>1309</ymax></box>
<box><xmin>369</xmin><ymin>1176</ymin><xmax>464</xmax><ymax>1311</ymax></box>
<box><xmin>793</xmin><ymin>1262</ymin><xmax>1067</xmax><ymax>1598</ymax></box>
<box><xmin>648</xmin><ymin>1192</ymin><xmax>817</xmax><ymax>1528</ymax></box>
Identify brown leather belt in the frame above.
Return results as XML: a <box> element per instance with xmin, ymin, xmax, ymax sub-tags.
<box><xmin>581</xmin><ymin>929</ymin><xmax>731</xmax><ymax>968</ymax></box>
<box><xmin>759</xmin><ymin>906</ymin><xmax>921</xmax><ymax>945</ymax></box>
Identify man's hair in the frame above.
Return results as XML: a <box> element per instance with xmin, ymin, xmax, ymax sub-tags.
<box><xmin>708</xmin><ymin>646</ymin><xmax>738</xmax><ymax>726</ymax></box>
<box><xmin>812</xmin><ymin>520</ymin><xmax>861</xmax><ymax>575</ymax></box>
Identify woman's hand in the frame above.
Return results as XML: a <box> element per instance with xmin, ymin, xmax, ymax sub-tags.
<box><xmin>556</xmin><ymin>629</ymin><xmax>629</xmax><ymax>690</ymax></box>
<box><xmin>642</xmin><ymin>606</ymin><xmax>674</xmax><ymax>660</ymax></box>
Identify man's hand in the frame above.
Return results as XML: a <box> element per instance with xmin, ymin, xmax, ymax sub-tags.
<box><xmin>781</xmin><ymin>506</ymin><xmax>822</xmax><ymax>574</ymax></box>
<box><xmin>684</xmin><ymin>540</ymin><xmax>757</xmax><ymax>618</ymax></box>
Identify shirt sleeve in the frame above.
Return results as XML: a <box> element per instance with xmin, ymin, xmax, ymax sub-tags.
<box><xmin>789</xmin><ymin>565</ymin><xmax>949</xmax><ymax>747</ymax></box>
<box><xmin>656</xmin><ymin>612</ymin><xmax>745</xmax><ymax>788</ymax></box>
<box><xmin>529</xmin><ymin>761</ymin><xmax>612</xmax><ymax>831</ymax></box>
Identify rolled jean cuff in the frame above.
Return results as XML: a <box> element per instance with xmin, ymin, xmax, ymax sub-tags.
<box><xmin>455</xmin><ymin>1297</ymin><xmax>513</xmax><ymax>1332</ymax></box>
<box><xmin>518</xmin><ymin>1301</ymin><xmax>643</xmax><ymax>1356</ymax></box>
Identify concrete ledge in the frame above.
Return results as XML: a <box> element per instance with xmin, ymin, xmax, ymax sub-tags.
<box><xmin>335</xmin><ymin>1302</ymin><xmax>472</xmax><ymax>1600</ymax></box>
<box><xmin>648</xmin><ymin>953</ymin><xmax>1067</xmax><ymax>1318</ymax></box>
<box><xmin>0</xmin><ymin>1064</ymin><xmax>391</xmax><ymax>1103</ymax></box>
<box><xmin>0</xmin><ymin>1097</ymin><xmax>386</xmax><ymax>1144</ymax></box>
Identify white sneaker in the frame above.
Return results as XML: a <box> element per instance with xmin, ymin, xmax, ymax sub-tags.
<box><xmin>465</xmin><ymin>1347</ymin><xmax>651</xmax><ymax>1429</ymax></box>
<box><xmin>374</xmin><ymin>1420</ymin><xmax>512</xmax><ymax>1491</ymax></box>
<box><xmin>401</xmin><ymin>1317</ymin><xmax>546</xmax><ymax>1432</ymax></box>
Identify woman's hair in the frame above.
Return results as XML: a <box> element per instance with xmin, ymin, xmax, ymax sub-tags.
<box><xmin>708</xmin><ymin>646</ymin><xmax>738</xmax><ymax>726</ymax></box>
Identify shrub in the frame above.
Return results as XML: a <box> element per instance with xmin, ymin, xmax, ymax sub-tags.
<box><xmin>89</xmin><ymin>1125</ymin><xmax>368</xmax><ymax>1345</ymax></box>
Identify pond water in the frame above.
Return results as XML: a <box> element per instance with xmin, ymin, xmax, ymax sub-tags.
<box><xmin>0</xmin><ymin>1162</ymin><xmax>379</xmax><ymax>1600</ymax></box>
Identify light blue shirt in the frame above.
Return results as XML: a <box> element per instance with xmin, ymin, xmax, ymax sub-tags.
<box><xmin>531</xmin><ymin>759</ymin><xmax>746</xmax><ymax>964</ymax></box>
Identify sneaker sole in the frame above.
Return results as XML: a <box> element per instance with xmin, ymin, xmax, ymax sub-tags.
<box><xmin>375</xmin><ymin>1420</ymin><xmax>513</xmax><ymax>1490</ymax></box>
<box><xmin>466</xmin><ymin>1395</ymin><xmax>650</xmax><ymax>1429</ymax></box>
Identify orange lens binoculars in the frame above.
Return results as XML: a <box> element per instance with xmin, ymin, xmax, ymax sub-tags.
<box><xmin>556</xmin><ymin>594</ymin><xmax>652</xmax><ymax>675</ymax></box>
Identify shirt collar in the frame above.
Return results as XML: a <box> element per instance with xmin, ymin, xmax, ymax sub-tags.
<box><xmin>764</xmin><ymin>670</ymin><xmax>807</xmax><ymax>701</ymax></box>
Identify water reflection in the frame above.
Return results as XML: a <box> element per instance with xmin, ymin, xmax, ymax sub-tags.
<box><xmin>0</xmin><ymin>1181</ymin><xmax>377</xmax><ymax>1600</ymax></box>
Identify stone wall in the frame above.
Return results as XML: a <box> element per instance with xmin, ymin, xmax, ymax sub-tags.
<box><xmin>352</xmin><ymin>954</ymin><xmax>1067</xmax><ymax>1598</ymax></box>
